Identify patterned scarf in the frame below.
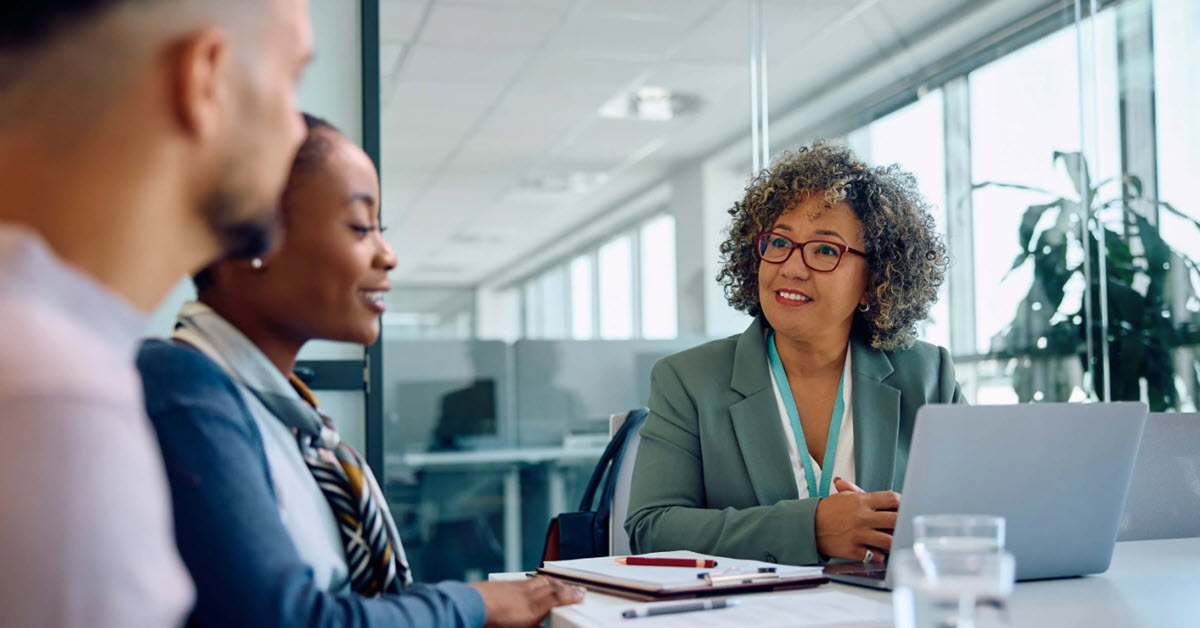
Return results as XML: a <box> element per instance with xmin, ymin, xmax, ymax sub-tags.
<box><xmin>173</xmin><ymin>302</ymin><xmax>411</xmax><ymax>595</ymax></box>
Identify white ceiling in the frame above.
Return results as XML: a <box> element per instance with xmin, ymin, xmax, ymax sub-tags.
<box><xmin>378</xmin><ymin>0</ymin><xmax>1053</xmax><ymax>288</ymax></box>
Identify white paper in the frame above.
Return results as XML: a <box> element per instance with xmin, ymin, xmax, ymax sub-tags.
<box><xmin>542</xmin><ymin>550</ymin><xmax>823</xmax><ymax>592</ymax></box>
<box><xmin>560</xmin><ymin>589</ymin><xmax>892</xmax><ymax>627</ymax></box>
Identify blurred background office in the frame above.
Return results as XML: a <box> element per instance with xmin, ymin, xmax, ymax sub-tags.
<box><xmin>149</xmin><ymin>0</ymin><xmax>1199</xmax><ymax>583</ymax></box>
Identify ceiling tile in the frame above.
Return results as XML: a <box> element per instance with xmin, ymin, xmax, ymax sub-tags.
<box><xmin>580</xmin><ymin>0</ymin><xmax>726</xmax><ymax>24</ymax></box>
<box><xmin>437</xmin><ymin>0</ymin><xmax>567</xmax><ymax>8</ymax></box>
<box><xmin>381</xmin><ymin>144</ymin><xmax>457</xmax><ymax>171</ymax></box>
<box><xmin>521</xmin><ymin>52</ymin><xmax>647</xmax><ymax>88</ymax></box>
<box><xmin>387</xmin><ymin>79</ymin><xmax>508</xmax><ymax>108</ymax></box>
<box><xmin>382</xmin><ymin>106</ymin><xmax>477</xmax><ymax>139</ymax></box>
<box><xmin>380</xmin><ymin>0</ymin><xmax>427</xmax><ymax>44</ymax></box>
<box><xmin>669</xmin><ymin>0</ymin><xmax>747</xmax><ymax>64</ymax></box>
<box><xmin>421</xmin><ymin>4</ymin><xmax>564</xmax><ymax>52</ymax></box>
<box><xmin>451</xmin><ymin>137</ymin><xmax>548</xmax><ymax>172</ymax></box>
<box><xmin>643</xmin><ymin>61</ymin><xmax>744</xmax><ymax>97</ymax></box>
<box><xmin>399</xmin><ymin>45</ymin><xmax>531</xmax><ymax>83</ymax></box>
<box><xmin>550</xmin><ymin>14</ymin><xmax>694</xmax><ymax>60</ymax></box>
<box><xmin>555</xmin><ymin>118</ymin><xmax>673</xmax><ymax>163</ymax></box>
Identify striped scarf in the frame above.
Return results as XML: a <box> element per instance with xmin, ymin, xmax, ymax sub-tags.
<box><xmin>280</xmin><ymin>375</ymin><xmax>409</xmax><ymax>595</ymax></box>
<box><xmin>173</xmin><ymin>302</ymin><xmax>411</xmax><ymax>595</ymax></box>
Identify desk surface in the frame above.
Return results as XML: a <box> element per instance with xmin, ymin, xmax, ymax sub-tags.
<box><xmin>542</xmin><ymin>537</ymin><xmax>1200</xmax><ymax>627</ymax></box>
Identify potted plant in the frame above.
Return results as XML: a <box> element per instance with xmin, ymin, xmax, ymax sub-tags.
<box><xmin>982</xmin><ymin>151</ymin><xmax>1200</xmax><ymax>410</ymax></box>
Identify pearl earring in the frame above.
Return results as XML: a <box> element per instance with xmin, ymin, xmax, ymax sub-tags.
<box><xmin>250</xmin><ymin>258</ymin><xmax>264</xmax><ymax>270</ymax></box>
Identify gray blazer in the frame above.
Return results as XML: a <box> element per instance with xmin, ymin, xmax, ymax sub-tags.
<box><xmin>625</xmin><ymin>317</ymin><xmax>963</xmax><ymax>566</ymax></box>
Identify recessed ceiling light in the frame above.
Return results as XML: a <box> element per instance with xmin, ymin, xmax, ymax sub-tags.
<box><xmin>635</xmin><ymin>85</ymin><xmax>672</xmax><ymax>101</ymax></box>
<box><xmin>599</xmin><ymin>85</ymin><xmax>701</xmax><ymax>121</ymax></box>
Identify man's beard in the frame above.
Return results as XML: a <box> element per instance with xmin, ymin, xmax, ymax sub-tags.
<box><xmin>201</xmin><ymin>186</ymin><xmax>281</xmax><ymax>261</ymax></box>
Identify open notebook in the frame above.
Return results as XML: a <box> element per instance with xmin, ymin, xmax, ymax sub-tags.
<box><xmin>537</xmin><ymin>551</ymin><xmax>827</xmax><ymax>601</ymax></box>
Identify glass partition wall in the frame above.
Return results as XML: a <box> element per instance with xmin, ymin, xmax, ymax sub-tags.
<box><xmin>371</xmin><ymin>0</ymin><xmax>1200</xmax><ymax>580</ymax></box>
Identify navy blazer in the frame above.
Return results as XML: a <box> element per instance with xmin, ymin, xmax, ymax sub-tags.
<box><xmin>137</xmin><ymin>339</ymin><xmax>485</xmax><ymax>628</ymax></box>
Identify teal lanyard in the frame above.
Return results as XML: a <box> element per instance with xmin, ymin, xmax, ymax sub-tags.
<box><xmin>766</xmin><ymin>331</ymin><xmax>846</xmax><ymax>499</ymax></box>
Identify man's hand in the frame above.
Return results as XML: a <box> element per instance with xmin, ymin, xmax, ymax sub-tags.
<box><xmin>470</xmin><ymin>577</ymin><xmax>586</xmax><ymax>628</ymax></box>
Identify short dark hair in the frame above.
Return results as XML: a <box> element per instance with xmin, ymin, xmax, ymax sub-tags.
<box><xmin>1</xmin><ymin>1</ymin><xmax>136</xmax><ymax>49</ymax></box>
<box><xmin>192</xmin><ymin>112</ymin><xmax>342</xmax><ymax>293</ymax></box>
<box><xmin>290</xmin><ymin>113</ymin><xmax>339</xmax><ymax>176</ymax></box>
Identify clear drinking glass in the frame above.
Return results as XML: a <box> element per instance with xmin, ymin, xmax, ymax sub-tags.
<box><xmin>912</xmin><ymin>514</ymin><xmax>1006</xmax><ymax>554</ymax></box>
<box><xmin>892</xmin><ymin>548</ymin><xmax>1016</xmax><ymax>628</ymax></box>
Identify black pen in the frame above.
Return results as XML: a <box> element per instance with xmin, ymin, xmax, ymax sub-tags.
<box><xmin>621</xmin><ymin>598</ymin><xmax>739</xmax><ymax>619</ymax></box>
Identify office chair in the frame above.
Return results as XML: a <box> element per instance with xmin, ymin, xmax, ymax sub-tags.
<box><xmin>608</xmin><ymin>409</ymin><xmax>648</xmax><ymax>556</ymax></box>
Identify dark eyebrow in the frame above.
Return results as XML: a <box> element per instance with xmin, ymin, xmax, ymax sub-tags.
<box><xmin>814</xmin><ymin>229</ymin><xmax>847</xmax><ymax>244</ymax></box>
<box><xmin>345</xmin><ymin>192</ymin><xmax>377</xmax><ymax>210</ymax></box>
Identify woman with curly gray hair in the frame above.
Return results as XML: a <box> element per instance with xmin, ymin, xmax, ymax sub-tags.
<box><xmin>625</xmin><ymin>141</ymin><xmax>963</xmax><ymax>566</ymax></box>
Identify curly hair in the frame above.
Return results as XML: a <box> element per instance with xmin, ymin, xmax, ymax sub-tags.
<box><xmin>716</xmin><ymin>140</ymin><xmax>948</xmax><ymax>351</ymax></box>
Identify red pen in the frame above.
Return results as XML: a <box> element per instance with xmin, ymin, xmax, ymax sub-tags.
<box><xmin>615</xmin><ymin>557</ymin><xmax>718</xmax><ymax>568</ymax></box>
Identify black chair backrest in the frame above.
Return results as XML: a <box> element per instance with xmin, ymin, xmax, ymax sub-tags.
<box><xmin>541</xmin><ymin>408</ymin><xmax>649</xmax><ymax>562</ymax></box>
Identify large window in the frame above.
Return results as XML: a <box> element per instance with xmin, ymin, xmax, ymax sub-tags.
<box><xmin>517</xmin><ymin>213</ymin><xmax>678</xmax><ymax>342</ymax></box>
<box><xmin>597</xmin><ymin>235</ymin><xmax>635</xmax><ymax>340</ymax></box>
<box><xmin>1152</xmin><ymin>0</ymin><xmax>1200</xmax><ymax>411</ymax></box>
<box><xmin>639</xmin><ymin>214</ymin><xmax>678</xmax><ymax>340</ymax></box>
<box><xmin>863</xmin><ymin>91</ymin><xmax>950</xmax><ymax>349</ymax></box>
<box><xmin>569</xmin><ymin>254</ymin><xmax>595</xmax><ymax>339</ymax></box>
<box><xmin>969</xmin><ymin>25</ymin><xmax>1085</xmax><ymax>360</ymax></box>
<box><xmin>1154</xmin><ymin>0</ymin><xmax>1200</xmax><ymax>260</ymax></box>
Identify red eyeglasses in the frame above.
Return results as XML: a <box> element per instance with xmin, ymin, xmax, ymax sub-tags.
<box><xmin>756</xmin><ymin>231</ymin><xmax>866</xmax><ymax>272</ymax></box>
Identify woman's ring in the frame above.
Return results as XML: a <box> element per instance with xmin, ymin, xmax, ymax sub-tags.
<box><xmin>862</xmin><ymin>549</ymin><xmax>875</xmax><ymax>564</ymax></box>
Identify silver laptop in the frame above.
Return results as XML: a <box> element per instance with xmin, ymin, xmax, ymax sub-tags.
<box><xmin>826</xmin><ymin>402</ymin><xmax>1148</xmax><ymax>590</ymax></box>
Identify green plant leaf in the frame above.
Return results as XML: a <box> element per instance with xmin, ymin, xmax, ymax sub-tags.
<box><xmin>1004</xmin><ymin>252</ymin><xmax>1029</xmax><ymax>278</ymax></box>
<box><xmin>1031</xmin><ymin>233</ymin><xmax>1070</xmax><ymax>309</ymax></box>
<box><xmin>1091</xmin><ymin>174</ymin><xmax>1145</xmax><ymax>201</ymax></box>
<box><xmin>1102</xmin><ymin>227</ymin><xmax>1135</xmax><ymax>278</ymax></box>
<box><xmin>973</xmin><ymin>180</ymin><xmax>1057</xmax><ymax>196</ymax></box>
<box><xmin>1054</xmin><ymin>151</ymin><xmax>1091</xmax><ymax>202</ymax></box>
<box><xmin>1123</xmin><ymin>174</ymin><xmax>1144</xmax><ymax>199</ymax></box>
<box><xmin>1017</xmin><ymin>200</ymin><xmax>1064</xmax><ymax>253</ymax></box>
<box><xmin>1157</xmin><ymin>201</ymin><xmax>1200</xmax><ymax>231</ymax></box>
<box><xmin>1132</xmin><ymin>212</ymin><xmax>1171</xmax><ymax>280</ymax></box>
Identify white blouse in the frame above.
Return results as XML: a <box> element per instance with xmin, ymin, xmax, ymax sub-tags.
<box><xmin>174</xmin><ymin>303</ymin><xmax>350</xmax><ymax>594</ymax></box>
<box><xmin>767</xmin><ymin>346</ymin><xmax>856</xmax><ymax>498</ymax></box>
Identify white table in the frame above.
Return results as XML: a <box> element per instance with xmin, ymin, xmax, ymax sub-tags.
<box><xmin>538</xmin><ymin>537</ymin><xmax>1200</xmax><ymax>627</ymax></box>
<box><xmin>387</xmin><ymin>446</ymin><xmax>606</xmax><ymax>573</ymax></box>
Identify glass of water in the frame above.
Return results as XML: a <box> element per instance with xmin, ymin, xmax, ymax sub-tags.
<box><xmin>892</xmin><ymin>548</ymin><xmax>1016</xmax><ymax>628</ymax></box>
<box><xmin>913</xmin><ymin>514</ymin><xmax>1005</xmax><ymax>554</ymax></box>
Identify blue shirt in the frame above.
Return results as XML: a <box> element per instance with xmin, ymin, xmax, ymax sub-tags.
<box><xmin>137</xmin><ymin>338</ymin><xmax>485</xmax><ymax>628</ymax></box>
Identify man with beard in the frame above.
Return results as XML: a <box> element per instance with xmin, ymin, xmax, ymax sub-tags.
<box><xmin>0</xmin><ymin>1</ymin><xmax>312</xmax><ymax>625</ymax></box>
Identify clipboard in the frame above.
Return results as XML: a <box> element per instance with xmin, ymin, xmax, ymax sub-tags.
<box><xmin>535</xmin><ymin>551</ymin><xmax>828</xmax><ymax>602</ymax></box>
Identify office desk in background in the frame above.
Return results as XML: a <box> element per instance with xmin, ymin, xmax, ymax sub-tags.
<box><xmin>532</xmin><ymin>537</ymin><xmax>1200</xmax><ymax>627</ymax></box>
<box><xmin>387</xmin><ymin>445</ymin><xmax>607</xmax><ymax>573</ymax></box>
